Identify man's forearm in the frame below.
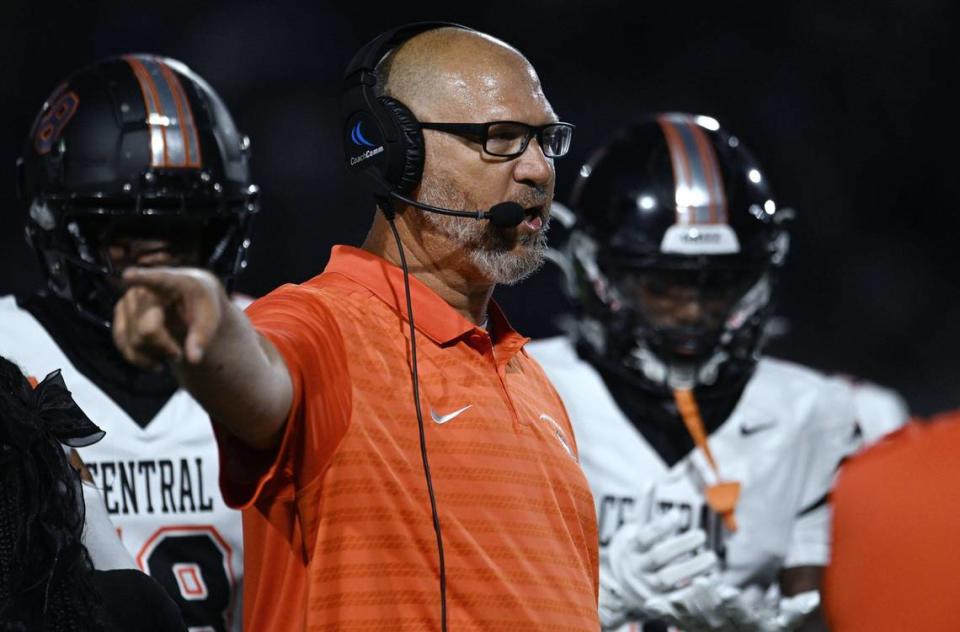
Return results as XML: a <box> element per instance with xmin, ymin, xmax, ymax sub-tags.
<box><xmin>173</xmin><ymin>298</ymin><xmax>293</xmax><ymax>450</ymax></box>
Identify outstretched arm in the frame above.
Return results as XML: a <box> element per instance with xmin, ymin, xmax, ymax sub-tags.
<box><xmin>112</xmin><ymin>266</ymin><xmax>293</xmax><ymax>450</ymax></box>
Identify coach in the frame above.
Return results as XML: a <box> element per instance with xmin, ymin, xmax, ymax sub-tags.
<box><xmin>112</xmin><ymin>23</ymin><xmax>599</xmax><ymax>631</ymax></box>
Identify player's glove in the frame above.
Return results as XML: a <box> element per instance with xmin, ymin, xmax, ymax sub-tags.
<box><xmin>599</xmin><ymin>509</ymin><xmax>718</xmax><ymax>630</ymax></box>
<box><xmin>645</xmin><ymin>574</ymin><xmax>820</xmax><ymax>632</ymax></box>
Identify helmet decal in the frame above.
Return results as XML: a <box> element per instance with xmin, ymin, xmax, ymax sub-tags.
<box><xmin>124</xmin><ymin>55</ymin><xmax>202</xmax><ymax>168</ymax></box>
<box><xmin>660</xmin><ymin>224</ymin><xmax>741</xmax><ymax>255</ymax></box>
<box><xmin>657</xmin><ymin>113</ymin><xmax>728</xmax><ymax>226</ymax></box>
<box><xmin>34</xmin><ymin>87</ymin><xmax>80</xmax><ymax>155</ymax></box>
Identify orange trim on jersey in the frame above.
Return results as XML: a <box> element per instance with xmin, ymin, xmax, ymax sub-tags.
<box><xmin>27</xmin><ymin>375</ymin><xmax>38</xmax><ymax>388</ymax></box>
<box><xmin>674</xmin><ymin>388</ymin><xmax>741</xmax><ymax>531</ymax></box>
<box><xmin>136</xmin><ymin>525</ymin><xmax>237</xmax><ymax>627</ymax></box>
<box><xmin>136</xmin><ymin>524</ymin><xmax>235</xmax><ymax>574</ymax></box>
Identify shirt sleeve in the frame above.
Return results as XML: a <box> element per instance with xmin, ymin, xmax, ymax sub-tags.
<box><xmin>216</xmin><ymin>283</ymin><xmax>352</xmax><ymax>511</ymax></box>
<box><xmin>849</xmin><ymin>380</ymin><xmax>910</xmax><ymax>445</ymax></box>
<box><xmin>784</xmin><ymin>378</ymin><xmax>859</xmax><ymax>568</ymax></box>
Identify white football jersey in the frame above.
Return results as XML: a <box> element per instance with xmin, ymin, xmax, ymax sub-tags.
<box><xmin>829</xmin><ymin>374</ymin><xmax>909</xmax><ymax>445</ymax></box>
<box><xmin>0</xmin><ymin>295</ymin><xmax>243</xmax><ymax>632</ymax></box>
<box><xmin>527</xmin><ymin>337</ymin><xmax>860</xmax><ymax>601</ymax></box>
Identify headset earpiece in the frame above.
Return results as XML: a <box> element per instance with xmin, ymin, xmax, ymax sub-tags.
<box><xmin>377</xmin><ymin>96</ymin><xmax>424</xmax><ymax>195</ymax></box>
<box><xmin>341</xmin><ymin>21</ymin><xmax>473</xmax><ymax>197</ymax></box>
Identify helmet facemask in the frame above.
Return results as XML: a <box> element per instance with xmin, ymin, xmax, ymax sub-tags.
<box><xmin>619</xmin><ymin>264</ymin><xmax>773</xmax><ymax>389</ymax></box>
<box><xmin>570</xmin><ymin>232</ymin><xmax>775</xmax><ymax>389</ymax></box>
<box><xmin>27</xmin><ymin>197</ymin><xmax>253</xmax><ymax>328</ymax></box>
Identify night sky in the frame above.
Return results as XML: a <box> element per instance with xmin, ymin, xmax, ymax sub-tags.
<box><xmin>1</xmin><ymin>0</ymin><xmax>956</xmax><ymax>413</ymax></box>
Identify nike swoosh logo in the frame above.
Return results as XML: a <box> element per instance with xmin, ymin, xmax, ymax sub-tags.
<box><xmin>740</xmin><ymin>422</ymin><xmax>776</xmax><ymax>436</ymax></box>
<box><xmin>431</xmin><ymin>405</ymin><xmax>472</xmax><ymax>425</ymax></box>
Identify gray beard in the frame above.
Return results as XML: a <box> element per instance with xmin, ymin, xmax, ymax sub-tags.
<box><xmin>417</xmin><ymin>176</ymin><xmax>550</xmax><ymax>285</ymax></box>
<box><xmin>422</xmin><ymin>211</ymin><xmax>549</xmax><ymax>285</ymax></box>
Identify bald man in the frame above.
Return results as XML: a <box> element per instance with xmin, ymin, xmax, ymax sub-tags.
<box><xmin>110</xmin><ymin>25</ymin><xmax>599</xmax><ymax>631</ymax></box>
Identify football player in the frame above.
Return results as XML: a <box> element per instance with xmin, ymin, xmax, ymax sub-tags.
<box><xmin>2</xmin><ymin>54</ymin><xmax>258</xmax><ymax>632</ymax></box>
<box><xmin>527</xmin><ymin>113</ymin><xmax>905</xmax><ymax>631</ymax></box>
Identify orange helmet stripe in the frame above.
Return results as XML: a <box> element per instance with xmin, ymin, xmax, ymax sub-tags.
<box><xmin>124</xmin><ymin>55</ymin><xmax>202</xmax><ymax>168</ymax></box>
<box><xmin>657</xmin><ymin>114</ymin><xmax>729</xmax><ymax>226</ymax></box>
<box><xmin>658</xmin><ymin>115</ymin><xmax>695</xmax><ymax>225</ymax></box>
<box><xmin>156</xmin><ymin>59</ymin><xmax>202</xmax><ymax>167</ymax></box>
<box><xmin>125</xmin><ymin>56</ymin><xmax>170</xmax><ymax>167</ymax></box>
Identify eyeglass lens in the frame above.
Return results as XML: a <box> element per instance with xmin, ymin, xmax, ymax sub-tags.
<box><xmin>484</xmin><ymin>123</ymin><xmax>572</xmax><ymax>157</ymax></box>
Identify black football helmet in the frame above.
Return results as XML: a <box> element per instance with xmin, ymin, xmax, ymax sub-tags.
<box><xmin>17</xmin><ymin>54</ymin><xmax>258</xmax><ymax>326</ymax></box>
<box><xmin>563</xmin><ymin>113</ymin><xmax>791</xmax><ymax>391</ymax></box>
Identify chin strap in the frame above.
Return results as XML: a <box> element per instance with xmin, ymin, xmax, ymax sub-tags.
<box><xmin>673</xmin><ymin>388</ymin><xmax>741</xmax><ymax>531</ymax></box>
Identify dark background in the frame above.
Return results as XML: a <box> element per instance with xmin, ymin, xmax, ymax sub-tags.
<box><xmin>1</xmin><ymin>1</ymin><xmax>956</xmax><ymax>414</ymax></box>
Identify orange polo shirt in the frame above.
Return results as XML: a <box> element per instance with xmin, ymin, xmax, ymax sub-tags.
<box><xmin>218</xmin><ymin>245</ymin><xmax>599</xmax><ymax>631</ymax></box>
<box><xmin>824</xmin><ymin>413</ymin><xmax>960</xmax><ymax>631</ymax></box>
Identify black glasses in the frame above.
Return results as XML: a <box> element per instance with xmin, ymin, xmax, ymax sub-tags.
<box><xmin>419</xmin><ymin>121</ymin><xmax>575</xmax><ymax>158</ymax></box>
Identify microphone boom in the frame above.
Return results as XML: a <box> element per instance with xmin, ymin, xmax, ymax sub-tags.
<box><xmin>386</xmin><ymin>190</ymin><xmax>525</xmax><ymax>228</ymax></box>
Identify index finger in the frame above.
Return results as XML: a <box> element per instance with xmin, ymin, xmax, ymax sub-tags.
<box><xmin>122</xmin><ymin>266</ymin><xmax>200</xmax><ymax>296</ymax></box>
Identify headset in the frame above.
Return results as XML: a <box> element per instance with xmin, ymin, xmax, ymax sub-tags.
<box><xmin>341</xmin><ymin>21</ymin><xmax>525</xmax><ymax>226</ymax></box>
<box><xmin>340</xmin><ymin>22</ymin><xmax>524</xmax><ymax>631</ymax></box>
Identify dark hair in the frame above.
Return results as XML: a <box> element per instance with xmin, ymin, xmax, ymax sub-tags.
<box><xmin>0</xmin><ymin>356</ymin><xmax>102</xmax><ymax>631</ymax></box>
